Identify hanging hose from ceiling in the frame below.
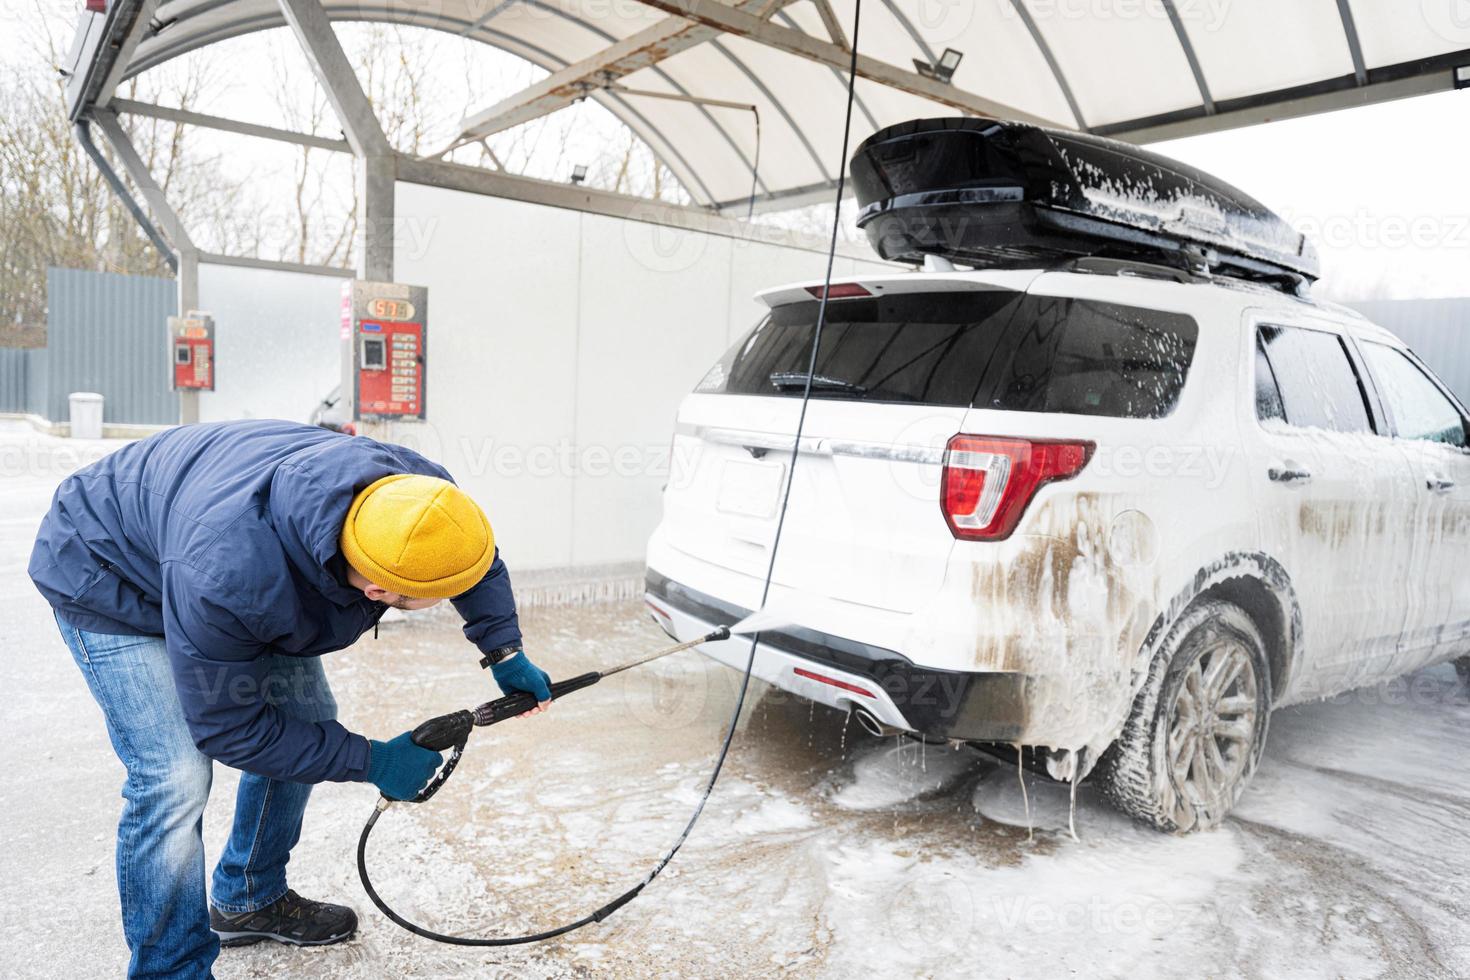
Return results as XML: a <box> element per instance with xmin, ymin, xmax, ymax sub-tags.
<box><xmin>356</xmin><ymin>0</ymin><xmax>865</xmax><ymax>945</ymax></box>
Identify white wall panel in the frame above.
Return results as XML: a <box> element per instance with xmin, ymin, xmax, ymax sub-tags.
<box><xmin>394</xmin><ymin>183</ymin><xmax>583</xmax><ymax>570</ymax></box>
<box><xmin>189</xmin><ymin>184</ymin><xmax>896</xmax><ymax>573</ymax></box>
<box><xmin>195</xmin><ymin>263</ymin><xmax>341</xmax><ymax>424</ymax></box>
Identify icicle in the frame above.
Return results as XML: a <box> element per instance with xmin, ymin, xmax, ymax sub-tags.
<box><xmin>1016</xmin><ymin>744</ymin><xmax>1033</xmax><ymax>842</ymax></box>
<box><xmin>1066</xmin><ymin>749</ymin><xmax>1082</xmax><ymax>843</ymax></box>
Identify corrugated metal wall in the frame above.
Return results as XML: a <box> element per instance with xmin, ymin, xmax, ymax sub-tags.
<box><xmin>0</xmin><ymin>347</ymin><xmax>50</xmax><ymax>416</ymax></box>
<box><xmin>1351</xmin><ymin>298</ymin><xmax>1470</xmax><ymax>405</ymax></box>
<box><xmin>0</xmin><ymin>348</ymin><xmax>28</xmax><ymax>412</ymax></box>
<box><xmin>45</xmin><ymin>267</ymin><xmax>178</xmax><ymax>424</ymax></box>
<box><xmin>0</xmin><ymin>268</ymin><xmax>178</xmax><ymax>425</ymax></box>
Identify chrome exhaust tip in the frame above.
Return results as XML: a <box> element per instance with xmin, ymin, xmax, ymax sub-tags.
<box><xmin>850</xmin><ymin>705</ymin><xmax>906</xmax><ymax>738</ymax></box>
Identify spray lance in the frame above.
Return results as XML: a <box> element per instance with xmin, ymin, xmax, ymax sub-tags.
<box><xmin>355</xmin><ymin>626</ymin><xmax>734</xmax><ymax>945</ymax></box>
<box><xmin>357</xmin><ymin>0</ymin><xmax>864</xmax><ymax>944</ymax></box>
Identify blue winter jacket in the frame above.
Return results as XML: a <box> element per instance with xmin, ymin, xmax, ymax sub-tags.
<box><xmin>29</xmin><ymin>420</ymin><xmax>522</xmax><ymax>784</ymax></box>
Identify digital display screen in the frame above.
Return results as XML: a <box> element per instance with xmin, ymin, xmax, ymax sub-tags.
<box><xmin>361</xmin><ymin>336</ymin><xmax>386</xmax><ymax>370</ymax></box>
<box><xmin>367</xmin><ymin>298</ymin><xmax>415</xmax><ymax>322</ymax></box>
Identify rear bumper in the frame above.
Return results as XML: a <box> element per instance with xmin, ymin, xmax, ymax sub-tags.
<box><xmin>645</xmin><ymin>569</ymin><xmax>1031</xmax><ymax>742</ymax></box>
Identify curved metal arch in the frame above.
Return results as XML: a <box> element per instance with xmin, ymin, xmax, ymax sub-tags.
<box><xmin>1160</xmin><ymin>0</ymin><xmax>1215</xmax><ymax>115</ymax></box>
<box><xmin>122</xmin><ymin>7</ymin><xmax>721</xmax><ymax>205</ymax></box>
<box><xmin>772</xmin><ymin>8</ymin><xmax>878</xmax><ymax>131</ymax></box>
<box><xmin>1334</xmin><ymin>0</ymin><xmax>1368</xmax><ymax>86</ymax></box>
<box><xmin>516</xmin><ymin>0</ymin><xmax>768</xmax><ymax>197</ymax></box>
<box><xmin>707</xmin><ymin>37</ymin><xmax>831</xmax><ymax>182</ymax></box>
<box><xmin>1007</xmin><ymin>0</ymin><xmax>1086</xmax><ymax>130</ymax></box>
<box><xmin>875</xmin><ymin>0</ymin><xmax>935</xmax><ymax>66</ymax></box>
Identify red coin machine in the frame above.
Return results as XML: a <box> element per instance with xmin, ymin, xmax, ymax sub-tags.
<box><xmin>342</xmin><ymin>280</ymin><xmax>427</xmax><ymax>421</ymax></box>
<box><xmin>169</xmin><ymin>312</ymin><xmax>215</xmax><ymax>391</ymax></box>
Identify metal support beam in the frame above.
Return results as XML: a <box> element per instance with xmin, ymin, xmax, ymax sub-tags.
<box><xmin>113</xmin><ymin>98</ymin><xmax>351</xmax><ymax>152</ymax></box>
<box><xmin>1101</xmin><ymin>67</ymin><xmax>1460</xmax><ymax>144</ymax></box>
<box><xmin>200</xmin><ymin>251</ymin><xmax>354</xmax><ymax>278</ymax></box>
<box><xmin>274</xmin><ymin>0</ymin><xmax>392</xmax><ymax>157</ymax></box>
<box><xmin>395</xmin><ymin>156</ymin><xmax>875</xmax><ymax>260</ymax></box>
<box><xmin>357</xmin><ymin>154</ymin><xmax>396</xmax><ymax>282</ymax></box>
<box><xmin>275</xmin><ymin>0</ymin><xmax>394</xmax><ymax>283</ymax></box>
<box><xmin>810</xmin><ymin>0</ymin><xmax>849</xmax><ymax>51</ymax></box>
<box><xmin>631</xmin><ymin>0</ymin><xmax>1060</xmax><ymax>126</ymax></box>
<box><xmin>94</xmin><ymin>0</ymin><xmax>160</xmax><ymax>110</ymax></box>
<box><xmin>609</xmin><ymin>85</ymin><xmax>757</xmax><ymax>114</ymax></box>
<box><xmin>448</xmin><ymin>0</ymin><xmax>791</xmax><ymax>149</ymax></box>
<box><xmin>73</xmin><ymin>119</ymin><xmax>177</xmax><ymax>272</ymax></box>
<box><xmin>93</xmin><ymin>109</ymin><xmax>197</xmax><ymax>256</ymax></box>
<box><xmin>713</xmin><ymin>177</ymin><xmax>846</xmax><ymax>215</ymax></box>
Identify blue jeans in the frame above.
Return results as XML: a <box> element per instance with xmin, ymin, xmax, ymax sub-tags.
<box><xmin>56</xmin><ymin>613</ymin><xmax>338</xmax><ymax>980</ymax></box>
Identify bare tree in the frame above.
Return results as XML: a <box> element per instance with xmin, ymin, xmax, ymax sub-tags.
<box><xmin>0</xmin><ymin>1</ymin><xmax>249</xmax><ymax>346</ymax></box>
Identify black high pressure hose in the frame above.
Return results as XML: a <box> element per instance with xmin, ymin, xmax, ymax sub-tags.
<box><xmin>356</xmin><ymin>0</ymin><xmax>865</xmax><ymax>945</ymax></box>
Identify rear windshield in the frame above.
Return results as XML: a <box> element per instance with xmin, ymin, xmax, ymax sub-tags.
<box><xmin>697</xmin><ymin>290</ymin><xmax>1198</xmax><ymax>418</ymax></box>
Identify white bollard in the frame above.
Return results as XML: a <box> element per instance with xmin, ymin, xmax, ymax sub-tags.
<box><xmin>69</xmin><ymin>392</ymin><xmax>104</xmax><ymax>440</ymax></box>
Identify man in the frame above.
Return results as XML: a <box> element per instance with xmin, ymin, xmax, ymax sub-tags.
<box><xmin>29</xmin><ymin>419</ymin><xmax>553</xmax><ymax>979</ymax></box>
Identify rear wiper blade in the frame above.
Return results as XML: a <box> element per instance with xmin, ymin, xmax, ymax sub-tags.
<box><xmin>768</xmin><ymin>372</ymin><xmax>867</xmax><ymax>394</ymax></box>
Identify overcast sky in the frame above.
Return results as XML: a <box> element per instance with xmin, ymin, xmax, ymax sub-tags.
<box><xmin>1156</xmin><ymin>89</ymin><xmax>1470</xmax><ymax>300</ymax></box>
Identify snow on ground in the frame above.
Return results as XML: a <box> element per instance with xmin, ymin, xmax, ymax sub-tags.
<box><xmin>3</xmin><ymin>420</ymin><xmax>1469</xmax><ymax>978</ymax></box>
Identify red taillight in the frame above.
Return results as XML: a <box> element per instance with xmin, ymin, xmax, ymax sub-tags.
<box><xmin>86</xmin><ymin>0</ymin><xmax>106</xmax><ymax>11</ymax></box>
<box><xmin>940</xmin><ymin>435</ymin><xmax>1094</xmax><ymax>541</ymax></box>
<box><xmin>792</xmin><ymin>666</ymin><xmax>875</xmax><ymax>698</ymax></box>
<box><xmin>805</xmin><ymin>282</ymin><xmax>870</xmax><ymax>300</ymax></box>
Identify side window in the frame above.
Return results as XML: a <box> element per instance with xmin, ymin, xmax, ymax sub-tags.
<box><xmin>1257</xmin><ymin>325</ymin><xmax>1374</xmax><ymax>434</ymax></box>
<box><xmin>979</xmin><ymin>296</ymin><xmax>1199</xmax><ymax>419</ymax></box>
<box><xmin>1360</xmin><ymin>342</ymin><xmax>1469</xmax><ymax>449</ymax></box>
<box><xmin>1254</xmin><ymin>334</ymin><xmax>1286</xmax><ymax>423</ymax></box>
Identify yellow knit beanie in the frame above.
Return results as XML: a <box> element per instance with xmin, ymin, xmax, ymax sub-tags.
<box><xmin>339</xmin><ymin>474</ymin><xmax>494</xmax><ymax>599</ymax></box>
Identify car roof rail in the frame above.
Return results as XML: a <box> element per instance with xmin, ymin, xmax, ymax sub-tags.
<box><xmin>1058</xmin><ymin>255</ymin><xmax>1208</xmax><ymax>285</ymax></box>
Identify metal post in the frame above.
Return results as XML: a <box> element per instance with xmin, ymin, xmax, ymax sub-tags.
<box><xmin>358</xmin><ymin>153</ymin><xmax>396</xmax><ymax>283</ymax></box>
<box><xmin>91</xmin><ymin>109</ymin><xmax>202</xmax><ymax>426</ymax></box>
<box><xmin>276</xmin><ymin>0</ymin><xmax>397</xmax><ymax>423</ymax></box>
<box><xmin>176</xmin><ymin>251</ymin><xmax>200</xmax><ymax>424</ymax></box>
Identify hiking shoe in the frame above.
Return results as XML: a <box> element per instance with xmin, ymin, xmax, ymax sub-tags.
<box><xmin>210</xmin><ymin>890</ymin><xmax>358</xmax><ymax>947</ymax></box>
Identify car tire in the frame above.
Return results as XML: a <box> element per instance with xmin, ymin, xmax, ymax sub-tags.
<box><xmin>1096</xmin><ymin>599</ymin><xmax>1272</xmax><ymax>833</ymax></box>
<box><xmin>1456</xmin><ymin>656</ymin><xmax>1470</xmax><ymax>689</ymax></box>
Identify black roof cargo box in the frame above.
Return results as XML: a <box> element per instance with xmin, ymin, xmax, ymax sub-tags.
<box><xmin>850</xmin><ymin>118</ymin><xmax>1319</xmax><ymax>291</ymax></box>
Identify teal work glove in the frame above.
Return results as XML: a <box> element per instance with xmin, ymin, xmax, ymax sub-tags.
<box><xmin>367</xmin><ymin>731</ymin><xmax>443</xmax><ymax>800</ymax></box>
<box><xmin>490</xmin><ymin>650</ymin><xmax>553</xmax><ymax>705</ymax></box>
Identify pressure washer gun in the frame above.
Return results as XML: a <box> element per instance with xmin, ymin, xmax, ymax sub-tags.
<box><xmin>382</xmin><ymin>625</ymin><xmax>732</xmax><ymax>808</ymax></box>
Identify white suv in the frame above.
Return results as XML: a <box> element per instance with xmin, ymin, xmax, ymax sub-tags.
<box><xmin>644</xmin><ymin>258</ymin><xmax>1470</xmax><ymax>833</ymax></box>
